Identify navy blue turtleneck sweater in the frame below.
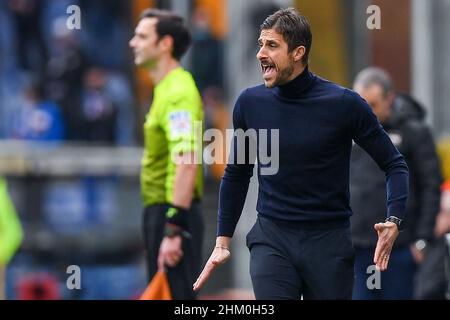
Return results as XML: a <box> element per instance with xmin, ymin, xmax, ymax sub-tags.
<box><xmin>217</xmin><ymin>68</ymin><xmax>409</xmax><ymax>237</ymax></box>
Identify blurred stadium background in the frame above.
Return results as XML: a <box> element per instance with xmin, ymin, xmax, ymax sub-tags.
<box><xmin>0</xmin><ymin>0</ymin><xmax>449</xmax><ymax>300</ymax></box>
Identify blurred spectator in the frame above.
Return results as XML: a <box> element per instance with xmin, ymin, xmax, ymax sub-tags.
<box><xmin>190</xmin><ymin>6</ymin><xmax>227</xmax><ymax>176</ymax></box>
<box><xmin>8</xmin><ymin>0</ymin><xmax>48</xmax><ymax>75</ymax></box>
<box><xmin>79</xmin><ymin>0</ymin><xmax>131</xmax><ymax>70</ymax></box>
<box><xmin>350</xmin><ymin>67</ymin><xmax>442</xmax><ymax>300</ymax></box>
<box><xmin>1</xmin><ymin>1</ymin><xmax>136</xmax><ymax>144</ymax></box>
<box><xmin>0</xmin><ymin>1</ymin><xmax>16</xmax><ymax>72</ymax></box>
<box><xmin>104</xmin><ymin>72</ymin><xmax>135</xmax><ymax>146</ymax></box>
<box><xmin>45</xmin><ymin>17</ymin><xmax>86</xmax><ymax>141</ymax></box>
<box><xmin>13</xmin><ymin>81</ymin><xmax>65</xmax><ymax>141</ymax></box>
<box><xmin>80</xmin><ymin>68</ymin><xmax>117</xmax><ymax>143</ymax></box>
<box><xmin>0</xmin><ymin>177</ymin><xmax>24</xmax><ymax>300</ymax></box>
<box><xmin>203</xmin><ymin>86</ymin><xmax>230</xmax><ymax>180</ymax></box>
<box><xmin>190</xmin><ymin>7</ymin><xmax>224</xmax><ymax>94</ymax></box>
<box><xmin>414</xmin><ymin>165</ymin><xmax>450</xmax><ymax>298</ymax></box>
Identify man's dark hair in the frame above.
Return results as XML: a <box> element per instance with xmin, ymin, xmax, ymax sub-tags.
<box><xmin>140</xmin><ymin>9</ymin><xmax>191</xmax><ymax>61</ymax></box>
<box><xmin>260</xmin><ymin>7</ymin><xmax>312</xmax><ymax>65</ymax></box>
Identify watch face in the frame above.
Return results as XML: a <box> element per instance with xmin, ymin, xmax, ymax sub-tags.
<box><xmin>415</xmin><ymin>240</ymin><xmax>426</xmax><ymax>251</ymax></box>
<box><xmin>386</xmin><ymin>217</ymin><xmax>402</xmax><ymax>230</ymax></box>
<box><xmin>164</xmin><ymin>224</ymin><xmax>181</xmax><ymax>238</ymax></box>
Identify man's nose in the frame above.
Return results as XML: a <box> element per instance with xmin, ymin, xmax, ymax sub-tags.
<box><xmin>129</xmin><ymin>38</ymin><xmax>136</xmax><ymax>48</ymax></box>
<box><xmin>256</xmin><ymin>47</ymin><xmax>267</xmax><ymax>61</ymax></box>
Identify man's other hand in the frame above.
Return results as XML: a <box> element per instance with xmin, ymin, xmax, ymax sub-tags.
<box><xmin>158</xmin><ymin>235</ymin><xmax>183</xmax><ymax>270</ymax></box>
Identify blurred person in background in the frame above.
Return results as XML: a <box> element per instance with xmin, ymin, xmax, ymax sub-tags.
<box><xmin>130</xmin><ymin>9</ymin><xmax>204</xmax><ymax>299</ymax></box>
<box><xmin>414</xmin><ymin>142</ymin><xmax>450</xmax><ymax>299</ymax></box>
<box><xmin>202</xmin><ymin>86</ymin><xmax>229</xmax><ymax>181</ymax></box>
<box><xmin>190</xmin><ymin>6</ymin><xmax>224</xmax><ymax>94</ymax></box>
<box><xmin>45</xmin><ymin>17</ymin><xmax>86</xmax><ymax>141</ymax></box>
<box><xmin>8</xmin><ymin>0</ymin><xmax>47</xmax><ymax>75</ymax></box>
<box><xmin>0</xmin><ymin>177</ymin><xmax>23</xmax><ymax>300</ymax></box>
<box><xmin>13</xmin><ymin>81</ymin><xmax>65</xmax><ymax>141</ymax></box>
<box><xmin>80</xmin><ymin>67</ymin><xmax>117</xmax><ymax>143</ymax></box>
<box><xmin>79</xmin><ymin>0</ymin><xmax>131</xmax><ymax>70</ymax></box>
<box><xmin>350</xmin><ymin>67</ymin><xmax>442</xmax><ymax>299</ymax></box>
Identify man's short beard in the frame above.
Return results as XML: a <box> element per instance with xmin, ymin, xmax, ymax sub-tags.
<box><xmin>275</xmin><ymin>62</ymin><xmax>295</xmax><ymax>86</ymax></box>
<box><xmin>266</xmin><ymin>60</ymin><xmax>295</xmax><ymax>88</ymax></box>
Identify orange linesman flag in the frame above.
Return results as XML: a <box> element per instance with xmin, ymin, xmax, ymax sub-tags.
<box><xmin>140</xmin><ymin>271</ymin><xmax>172</xmax><ymax>300</ymax></box>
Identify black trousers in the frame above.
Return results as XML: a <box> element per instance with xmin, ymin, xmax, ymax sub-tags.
<box><xmin>246</xmin><ymin>216</ymin><xmax>355</xmax><ymax>300</ymax></box>
<box><xmin>143</xmin><ymin>202</ymin><xmax>204</xmax><ymax>299</ymax></box>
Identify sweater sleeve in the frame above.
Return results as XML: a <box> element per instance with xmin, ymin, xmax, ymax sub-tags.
<box><xmin>347</xmin><ymin>90</ymin><xmax>409</xmax><ymax>220</ymax></box>
<box><xmin>217</xmin><ymin>91</ymin><xmax>255</xmax><ymax>237</ymax></box>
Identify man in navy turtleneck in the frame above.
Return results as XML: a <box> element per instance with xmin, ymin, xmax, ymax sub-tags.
<box><xmin>193</xmin><ymin>8</ymin><xmax>409</xmax><ymax>299</ymax></box>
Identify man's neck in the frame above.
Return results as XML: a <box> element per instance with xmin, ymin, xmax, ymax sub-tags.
<box><xmin>149</xmin><ymin>56</ymin><xmax>180</xmax><ymax>86</ymax></box>
<box><xmin>285</xmin><ymin>63</ymin><xmax>306</xmax><ymax>84</ymax></box>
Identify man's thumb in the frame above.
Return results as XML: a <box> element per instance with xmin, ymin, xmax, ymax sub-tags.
<box><xmin>374</xmin><ymin>223</ymin><xmax>384</xmax><ymax>232</ymax></box>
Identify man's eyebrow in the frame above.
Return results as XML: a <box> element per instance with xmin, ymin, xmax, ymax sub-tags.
<box><xmin>258</xmin><ymin>38</ymin><xmax>280</xmax><ymax>44</ymax></box>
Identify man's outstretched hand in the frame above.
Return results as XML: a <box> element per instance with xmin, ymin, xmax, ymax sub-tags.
<box><xmin>193</xmin><ymin>236</ymin><xmax>231</xmax><ymax>291</ymax></box>
<box><xmin>373</xmin><ymin>221</ymin><xmax>399</xmax><ymax>271</ymax></box>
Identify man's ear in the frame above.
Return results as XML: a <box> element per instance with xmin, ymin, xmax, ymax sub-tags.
<box><xmin>293</xmin><ymin>46</ymin><xmax>306</xmax><ymax>63</ymax></box>
<box><xmin>159</xmin><ymin>35</ymin><xmax>174</xmax><ymax>54</ymax></box>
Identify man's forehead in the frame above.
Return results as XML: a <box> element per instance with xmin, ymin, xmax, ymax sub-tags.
<box><xmin>356</xmin><ymin>84</ymin><xmax>385</xmax><ymax>100</ymax></box>
<box><xmin>259</xmin><ymin>28</ymin><xmax>284</xmax><ymax>42</ymax></box>
<box><xmin>136</xmin><ymin>17</ymin><xmax>157</xmax><ymax>33</ymax></box>
<box><xmin>362</xmin><ymin>83</ymin><xmax>384</xmax><ymax>95</ymax></box>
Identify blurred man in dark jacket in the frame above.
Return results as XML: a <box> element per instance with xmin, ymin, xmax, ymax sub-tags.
<box><xmin>350</xmin><ymin>67</ymin><xmax>442</xmax><ymax>299</ymax></box>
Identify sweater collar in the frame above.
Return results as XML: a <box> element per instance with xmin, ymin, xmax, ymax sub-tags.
<box><xmin>273</xmin><ymin>66</ymin><xmax>315</xmax><ymax>99</ymax></box>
